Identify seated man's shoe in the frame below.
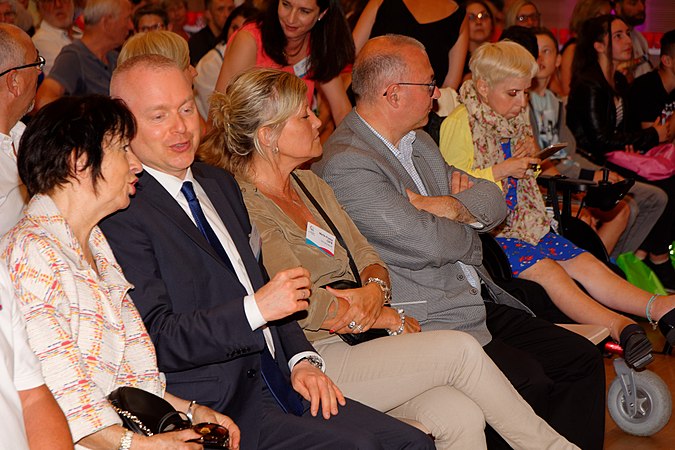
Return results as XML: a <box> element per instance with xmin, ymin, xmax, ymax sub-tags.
<box><xmin>658</xmin><ymin>308</ymin><xmax>675</xmax><ymax>346</ymax></box>
<box><xmin>619</xmin><ymin>324</ymin><xmax>654</xmax><ymax>369</ymax></box>
<box><xmin>645</xmin><ymin>258</ymin><xmax>675</xmax><ymax>292</ymax></box>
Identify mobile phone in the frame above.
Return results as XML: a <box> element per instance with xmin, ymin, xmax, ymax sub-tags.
<box><xmin>536</xmin><ymin>143</ymin><xmax>568</xmax><ymax>161</ymax></box>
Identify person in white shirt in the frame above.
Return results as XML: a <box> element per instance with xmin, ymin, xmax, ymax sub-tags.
<box><xmin>31</xmin><ymin>0</ymin><xmax>76</xmax><ymax>75</ymax></box>
<box><xmin>0</xmin><ymin>24</ymin><xmax>41</xmax><ymax>235</ymax></box>
<box><xmin>0</xmin><ymin>261</ymin><xmax>72</xmax><ymax>449</ymax></box>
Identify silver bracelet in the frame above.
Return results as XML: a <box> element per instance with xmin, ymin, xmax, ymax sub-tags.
<box><xmin>387</xmin><ymin>309</ymin><xmax>406</xmax><ymax>336</ymax></box>
<box><xmin>119</xmin><ymin>430</ymin><xmax>134</xmax><ymax>450</ymax></box>
<box><xmin>365</xmin><ymin>277</ymin><xmax>392</xmax><ymax>305</ymax></box>
<box><xmin>186</xmin><ymin>400</ymin><xmax>197</xmax><ymax>421</ymax></box>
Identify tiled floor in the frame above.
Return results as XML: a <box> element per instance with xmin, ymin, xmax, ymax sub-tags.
<box><xmin>603</xmin><ymin>324</ymin><xmax>674</xmax><ymax>449</ymax></box>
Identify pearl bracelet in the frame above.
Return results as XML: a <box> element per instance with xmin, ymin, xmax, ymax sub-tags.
<box><xmin>387</xmin><ymin>309</ymin><xmax>406</xmax><ymax>336</ymax></box>
<box><xmin>119</xmin><ymin>430</ymin><xmax>133</xmax><ymax>450</ymax></box>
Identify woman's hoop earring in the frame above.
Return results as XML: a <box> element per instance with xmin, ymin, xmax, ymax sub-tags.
<box><xmin>272</xmin><ymin>146</ymin><xmax>279</xmax><ymax>154</ymax></box>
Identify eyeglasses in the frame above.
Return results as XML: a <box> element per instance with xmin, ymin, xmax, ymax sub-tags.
<box><xmin>516</xmin><ymin>12</ymin><xmax>541</xmax><ymax>24</ymax></box>
<box><xmin>383</xmin><ymin>80</ymin><xmax>437</xmax><ymax>97</ymax></box>
<box><xmin>468</xmin><ymin>11</ymin><xmax>491</xmax><ymax>22</ymax></box>
<box><xmin>0</xmin><ymin>54</ymin><xmax>46</xmax><ymax>78</ymax></box>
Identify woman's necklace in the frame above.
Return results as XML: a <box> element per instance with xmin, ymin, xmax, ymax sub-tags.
<box><xmin>256</xmin><ymin>179</ymin><xmax>305</xmax><ymax>208</ymax></box>
<box><xmin>283</xmin><ymin>39</ymin><xmax>307</xmax><ymax>61</ymax></box>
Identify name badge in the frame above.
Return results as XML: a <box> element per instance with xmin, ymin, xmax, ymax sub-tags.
<box><xmin>293</xmin><ymin>57</ymin><xmax>309</xmax><ymax>78</ymax></box>
<box><xmin>249</xmin><ymin>223</ymin><xmax>262</xmax><ymax>260</ymax></box>
<box><xmin>305</xmin><ymin>222</ymin><xmax>336</xmax><ymax>256</ymax></box>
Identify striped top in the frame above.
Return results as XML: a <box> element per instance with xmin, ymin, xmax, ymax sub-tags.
<box><xmin>0</xmin><ymin>194</ymin><xmax>164</xmax><ymax>445</ymax></box>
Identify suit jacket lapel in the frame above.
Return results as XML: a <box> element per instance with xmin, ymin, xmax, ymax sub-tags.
<box><xmin>346</xmin><ymin>111</ymin><xmax>431</xmax><ymax>196</ymax></box>
<box><xmin>137</xmin><ymin>172</ymin><xmax>227</xmax><ymax>267</ymax></box>
<box><xmin>412</xmin><ymin>151</ymin><xmax>442</xmax><ymax>196</ymax></box>
<box><xmin>193</xmin><ymin>168</ymin><xmax>267</xmax><ymax>290</ymax></box>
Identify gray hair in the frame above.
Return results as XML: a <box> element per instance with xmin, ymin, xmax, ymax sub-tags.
<box><xmin>84</xmin><ymin>0</ymin><xmax>124</xmax><ymax>25</ymax></box>
<box><xmin>352</xmin><ymin>34</ymin><xmax>425</xmax><ymax>104</ymax></box>
<box><xmin>0</xmin><ymin>24</ymin><xmax>27</xmax><ymax>74</ymax></box>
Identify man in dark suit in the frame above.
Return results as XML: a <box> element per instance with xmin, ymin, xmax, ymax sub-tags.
<box><xmin>103</xmin><ymin>54</ymin><xmax>433</xmax><ymax>450</ymax></box>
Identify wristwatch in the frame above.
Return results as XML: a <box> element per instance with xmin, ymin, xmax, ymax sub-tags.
<box><xmin>298</xmin><ymin>355</ymin><xmax>325</xmax><ymax>372</ymax></box>
<box><xmin>366</xmin><ymin>277</ymin><xmax>392</xmax><ymax>306</ymax></box>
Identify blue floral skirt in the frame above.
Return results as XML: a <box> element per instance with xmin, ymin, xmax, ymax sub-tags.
<box><xmin>496</xmin><ymin>232</ymin><xmax>587</xmax><ymax>277</ymax></box>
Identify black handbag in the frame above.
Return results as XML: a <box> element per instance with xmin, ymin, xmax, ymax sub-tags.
<box><xmin>108</xmin><ymin>386</ymin><xmax>191</xmax><ymax>436</ymax></box>
<box><xmin>292</xmin><ymin>173</ymin><xmax>389</xmax><ymax>346</ymax></box>
<box><xmin>108</xmin><ymin>387</ymin><xmax>229</xmax><ymax>447</ymax></box>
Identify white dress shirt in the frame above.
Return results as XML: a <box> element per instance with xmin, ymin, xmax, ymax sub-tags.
<box><xmin>0</xmin><ymin>122</ymin><xmax>29</xmax><ymax>237</ymax></box>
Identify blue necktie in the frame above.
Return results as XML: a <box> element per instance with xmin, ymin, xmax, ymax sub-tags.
<box><xmin>181</xmin><ymin>180</ymin><xmax>303</xmax><ymax>416</ymax></box>
<box><xmin>181</xmin><ymin>181</ymin><xmax>235</xmax><ymax>274</ymax></box>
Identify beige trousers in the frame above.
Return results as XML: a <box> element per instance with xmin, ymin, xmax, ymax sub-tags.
<box><xmin>314</xmin><ymin>330</ymin><xmax>578</xmax><ymax>450</ymax></box>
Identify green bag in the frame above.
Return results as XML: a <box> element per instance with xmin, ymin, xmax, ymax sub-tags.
<box><xmin>616</xmin><ymin>253</ymin><xmax>667</xmax><ymax>295</ymax></box>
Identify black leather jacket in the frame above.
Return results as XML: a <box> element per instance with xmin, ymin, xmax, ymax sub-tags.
<box><xmin>566</xmin><ymin>71</ymin><xmax>659</xmax><ymax>165</ymax></box>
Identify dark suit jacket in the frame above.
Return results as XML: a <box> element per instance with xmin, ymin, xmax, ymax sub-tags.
<box><xmin>100</xmin><ymin>162</ymin><xmax>314</xmax><ymax>449</ymax></box>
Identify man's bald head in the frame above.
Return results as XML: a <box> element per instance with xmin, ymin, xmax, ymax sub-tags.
<box><xmin>110</xmin><ymin>53</ymin><xmax>182</xmax><ymax>98</ymax></box>
<box><xmin>0</xmin><ymin>24</ymin><xmax>39</xmax><ymax>128</ymax></box>
<box><xmin>0</xmin><ymin>23</ymin><xmax>33</xmax><ymax>75</ymax></box>
<box><xmin>352</xmin><ymin>34</ymin><xmax>426</xmax><ymax>105</ymax></box>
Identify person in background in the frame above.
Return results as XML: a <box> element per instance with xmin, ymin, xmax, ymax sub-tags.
<box><xmin>503</xmin><ymin>0</ymin><xmax>539</xmax><ymax>29</ymax></box>
<box><xmin>33</xmin><ymin>0</ymin><xmax>134</xmax><ymax>111</ymax></box>
<box><xmin>163</xmin><ymin>0</ymin><xmax>189</xmax><ymax>40</ymax></box>
<box><xmin>567</xmin><ymin>15</ymin><xmax>675</xmax><ymax>290</ymax></box>
<box><xmin>440</xmin><ymin>40</ymin><xmax>675</xmax><ymax>367</ymax></box>
<box><xmin>194</xmin><ymin>3</ymin><xmax>256</xmax><ymax>119</ymax></box>
<box><xmin>529</xmin><ymin>26</ymin><xmax>635</xmax><ymax>257</ymax></box>
<box><xmin>188</xmin><ymin>0</ymin><xmax>234</xmax><ymax>65</ymax></box>
<box><xmin>463</xmin><ymin>0</ymin><xmax>495</xmax><ymax>81</ymax></box>
<box><xmin>1</xmin><ymin>94</ymin><xmax>241</xmax><ymax>449</ymax></box>
<box><xmin>133</xmin><ymin>4</ymin><xmax>168</xmax><ymax>33</ymax></box>
<box><xmin>0</xmin><ymin>24</ymin><xmax>41</xmax><ymax>236</ymax></box>
<box><xmin>627</xmin><ymin>30</ymin><xmax>675</xmax><ymax>132</ymax></box>
<box><xmin>118</xmin><ymin>29</ymin><xmax>196</xmax><ymax>83</ymax></box>
<box><xmin>353</xmin><ymin>0</ymin><xmax>468</xmax><ymax>90</ymax></box>
<box><xmin>32</xmin><ymin>0</ymin><xmax>76</xmax><ymax>75</ymax></box>
<box><xmin>556</xmin><ymin>0</ymin><xmax>612</xmax><ymax>96</ymax></box>
<box><xmin>0</xmin><ymin>264</ymin><xmax>73</xmax><ymax>450</ymax></box>
<box><xmin>614</xmin><ymin>0</ymin><xmax>652</xmax><ymax>80</ymax></box>
<box><xmin>216</xmin><ymin>0</ymin><xmax>354</xmax><ymax>127</ymax></box>
<box><xmin>0</xmin><ymin>0</ymin><xmax>17</xmax><ymax>24</ymax></box>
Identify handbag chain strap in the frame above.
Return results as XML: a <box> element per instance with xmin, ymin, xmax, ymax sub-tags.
<box><xmin>111</xmin><ymin>405</ymin><xmax>154</xmax><ymax>436</ymax></box>
<box><xmin>291</xmin><ymin>172</ymin><xmax>361</xmax><ymax>287</ymax></box>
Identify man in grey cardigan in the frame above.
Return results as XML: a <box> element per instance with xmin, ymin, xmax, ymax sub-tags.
<box><xmin>314</xmin><ymin>35</ymin><xmax>605</xmax><ymax>450</ymax></box>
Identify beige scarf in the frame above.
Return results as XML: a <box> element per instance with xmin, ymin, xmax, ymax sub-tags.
<box><xmin>459</xmin><ymin>80</ymin><xmax>550</xmax><ymax>245</ymax></box>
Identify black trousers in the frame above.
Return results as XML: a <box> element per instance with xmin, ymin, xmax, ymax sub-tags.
<box><xmin>482</xmin><ymin>302</ymin><xmax>606</xmax><ymax>450</ymax></box>
<box><xmin>256</xmin><ymin>386</ymin><xmax>435</xmax><ymax>450</ymax></box>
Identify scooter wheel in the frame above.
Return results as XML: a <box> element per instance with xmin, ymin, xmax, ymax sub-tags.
<box><xmin>608</xmin><ymin>370</ymin><xmax>672</xmax><ymax>436</ymax></box>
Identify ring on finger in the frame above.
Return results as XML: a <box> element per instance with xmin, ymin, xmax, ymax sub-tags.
<box><xmin>348</xmin><ymin>321</ymin><xmax>357</xmax><ymax>329</ymax></box>
<box><xmin>354</xmin><ymin>324</ymin><xmax>363</xmax><ymax>332</ymax></box>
